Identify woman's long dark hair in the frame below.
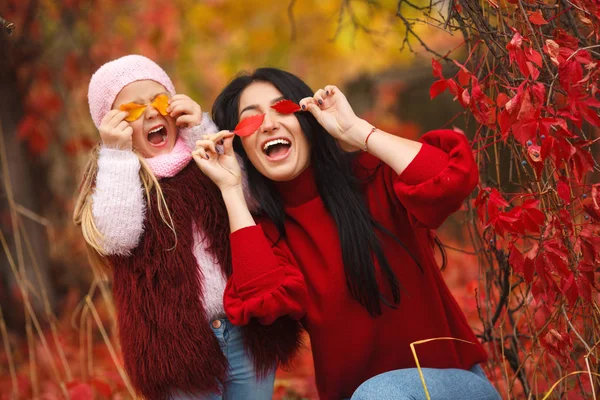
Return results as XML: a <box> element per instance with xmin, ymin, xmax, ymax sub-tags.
<box><xmin>212</xmin><ymin>68</ymin><xmax>419</xmax><ymax>316</ymax></box>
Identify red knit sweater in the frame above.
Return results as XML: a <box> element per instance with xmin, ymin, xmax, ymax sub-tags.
<box><xmin>224</xmin><ymin>130</ymin><xmax>488</xmax><ymax>400</ymax></box>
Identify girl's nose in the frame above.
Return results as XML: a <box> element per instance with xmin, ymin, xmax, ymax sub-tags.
<box><xmin>145</xmin><ymin>104</ymin><xmax>159</xmax><ymax>119</ymax></box>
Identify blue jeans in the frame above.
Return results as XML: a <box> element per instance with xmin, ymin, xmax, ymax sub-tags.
<box><xmin>350</xmin><ymin>364</ymin><xmax>501</xmax><ymax>400</ymax></box>
<box><xmin>171</xmin><ymin>318</ymin><xmax>275</xmax><ymax>400</ymax></box>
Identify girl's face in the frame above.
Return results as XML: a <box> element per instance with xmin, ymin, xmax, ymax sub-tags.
<box><xmin>238</xmin><ymin>82</ymin><xmax>310</xmax><ymax>182</ymax></box>
<box><xmin>113</xmin><ymin>80</ymin><xmax>177</xmax><ymax>158</ymax></box>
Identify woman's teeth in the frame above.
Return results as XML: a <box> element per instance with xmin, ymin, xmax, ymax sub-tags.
<box><xmin>263</xmin><ymin>139</ymin><xmax>290</xmax><ymax>151</ymax></box>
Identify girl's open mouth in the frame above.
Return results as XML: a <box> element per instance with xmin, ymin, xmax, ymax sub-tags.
<box><xmin>147</xmin><ymin>125</ymin><xmax>168</xmax><ymax>147</ymax></box>
<box><xmin>263</xmin><ymin>138</ymin><xmax>291</xmax><ymax>161</ymax></box>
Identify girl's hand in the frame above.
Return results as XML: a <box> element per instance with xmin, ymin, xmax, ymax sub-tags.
<box><xmin>99</xmin><ymin>110</ymin><xmax>133</xmax><ymax>150</ymax></box>
<box><xmin>167</xmin><ymin>94</ymin><xmax>202</xmax><ymax>128</ymax></box>
<box><xmin>192</xmin><ymin>131</ymin><xmax>242</xmax><ymax>192</ymax></box>
<box><xmin>299</xmin><ymin>85</ymin><xmax>365</xmax><ymax>150</ymax></box>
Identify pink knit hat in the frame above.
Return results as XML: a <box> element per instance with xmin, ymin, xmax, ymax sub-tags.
<box><xmin>87</xmin><ymin>55</ymin><xmax>176</xmax><ymax>128</ymax></box>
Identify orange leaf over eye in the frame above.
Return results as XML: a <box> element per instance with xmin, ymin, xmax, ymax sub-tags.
<box><xmin>234</xmin><ymin>114</ymin><xmax>265</xmax><ymax>137</ymax></box>
<box><xmin>271</xmin><ymin>99</ymin><xmax>301</xmax><ymax>114</ymax></box>
<box><xmin>119</xmin><ymin>102</ymin><xmax>146</xmax><ymax>122</ymax></box>
<box><xmin>152</xmin><ymin>94</ymin><xmax>169</xmax><ymax>116</ymax></box>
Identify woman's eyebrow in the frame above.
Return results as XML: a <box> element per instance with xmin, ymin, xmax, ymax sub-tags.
<box><xmin>239</xmin><ymin>96</ymin><xmax>286</xmax><ymax>116</ymax></box>
<box><xmin>270</xmin><ymin>96</ymin><xmax>285</xmax><ymax>105</ymax></box>
<box><xmin>239</xmin><ymin>104</ymin><xmax>260</xmax><ymax>116</ymax></box>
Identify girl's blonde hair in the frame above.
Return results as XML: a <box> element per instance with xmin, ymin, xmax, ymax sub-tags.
<box><xmin>73</xmin><ymin>144</ymin><xmax>175</xmax><ymax>275</ymax></box>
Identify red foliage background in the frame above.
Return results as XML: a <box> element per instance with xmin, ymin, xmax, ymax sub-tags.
<box><xmin>1</xmin><ymin>0</ymin><xmax>600</xmax><ymax>399</ymax></box>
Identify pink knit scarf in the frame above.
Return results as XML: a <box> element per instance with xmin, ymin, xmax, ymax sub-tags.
<box><xmin>145</xmin><ymin>137</ymin><xmax>192</xmax><ymax>179</ymax></box>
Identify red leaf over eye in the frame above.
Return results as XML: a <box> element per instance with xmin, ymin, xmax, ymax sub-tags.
<box><xmin>234</xmin><ymin>114</ymin><xmax>265</xmax><ymax>137</ymax></box>
<box><xmin>271</xmin><ymin>99</ymin><xmax>302</xmax><ymax>114</ymax></box>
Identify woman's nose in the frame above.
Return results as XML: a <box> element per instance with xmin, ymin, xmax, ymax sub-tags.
<box><xmin>261</xmin><ymin>112</ymin><xmax>279</xmax><ymax>133</ymax></box>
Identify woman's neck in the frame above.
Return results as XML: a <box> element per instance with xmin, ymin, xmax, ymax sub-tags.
<box><xmin>273</xmin><ymin>165</ymin><xmax>319</xmax><ymax>207</ymax></box>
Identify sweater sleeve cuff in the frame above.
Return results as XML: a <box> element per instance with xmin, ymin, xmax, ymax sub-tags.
<box><xmin>179</xmin><ymin>112</ymin><xmax>219</xmax><ymax>150</ymax></box>
<box><xmin>398</xmin><ymin>141</ymin><xmax>450</xmax><ymax>186</ymax></box>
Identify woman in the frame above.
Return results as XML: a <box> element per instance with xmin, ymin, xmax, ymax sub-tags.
<box><xmin>193</xmin><ymin>68</ymin><xmax>500</xmax><ymax>400</ymax></box>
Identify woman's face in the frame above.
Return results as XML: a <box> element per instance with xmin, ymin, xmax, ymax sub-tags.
<box><xmin>113</xmin><ymin>80</ymin><xmax>177</xmax><ymax>158</ymax></box>
<box><xmin>238</xmin><ymin>81</ymin><xmax>310</xmax><ymax>182</ymax></box>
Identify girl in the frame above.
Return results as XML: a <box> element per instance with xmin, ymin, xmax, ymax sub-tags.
<box><xmin>74</xmin><ymin>57</ymin><xmax>305</xmax><ymax>400</ymax></box>
<box><xmin>194</xmin><ymin>68</ymin><xmax>501</xmax><ymax>400</ymax></box>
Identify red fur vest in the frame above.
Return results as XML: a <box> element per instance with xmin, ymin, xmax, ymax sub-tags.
<box><xmin>109</xmin><ymin>163</ymin><xmax>303</xmax><ymax>400</ymax></box>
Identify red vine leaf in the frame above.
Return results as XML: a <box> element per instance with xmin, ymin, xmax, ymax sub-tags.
<box><xmin>556</xmin><ymin>178</ymin><xmax>571</xmax><ymax>205</ymax></box>
<box><xmin>569</xmin><ymin>145</ymin><xmax>594</xmax><ymax>183</ymax></box>
<box><xmin>271</xmin><ymin>99</ymin><xmax>302</xmax><ymax>114</ymax></box>
<box><xmin>430</xmin><ymin>79</ymin><xmax>447</xmax><ymax>99</ymax></box>
<box><xmin>496</xmin><ymin>93</ymin><xmax>509</xmax><ymax>108</ymax></box>
<box><xmin>234</xmin><ymin>114</ymin><xmax>265</xmax><ymax>137</ymax></box>
<box><xmin>528</xmin><ymin>10</ymin><xmax>548</xmax><ymax>26</ymax></box>
<box><xmin>509</xmin><ymin>245</ymin><xmax>534</xmax><ymax>283</ymax></box>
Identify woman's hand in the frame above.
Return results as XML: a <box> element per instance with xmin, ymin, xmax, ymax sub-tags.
<box><xmin>192</xmin><ymin>131</ymin><xmax>242</xmax><ymax>192</ymax></box>
<box><xmin>299</xmin><ymin>85</ymin><xmax>367</xmax><ymax>150</ymax></box>
<box><xmin>99</xmin><ymin>110</ymin><xmax>133</xmax><ymax>150</ymax></box>
<box><xmin>167</xmin><ymin>94</ymin><xmax>202</xmax><ymax>128</ymax></box>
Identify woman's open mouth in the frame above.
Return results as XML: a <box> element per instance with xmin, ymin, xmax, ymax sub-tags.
<box><xmin>263</xmin><ymin>138</ymin><xmax>291</xmax><ymax>161</ymax></box>
<box><xmin>147</xmin><ymin>125</ymin><xmax>168</xmax><ymax>147</ymax></box>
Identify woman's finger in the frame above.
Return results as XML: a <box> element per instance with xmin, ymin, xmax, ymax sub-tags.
<box><xmin>195</xmin><ymin>139</ymin><xmax>218</xmax><ymax>154</ymax></box>
<box><xmin>222</xmin><ymin>136</ymin><xmax>235</xmax><ymax>156</ymax></box>
<box><xmin>202</xmin><ymin>130</ymin><xmax>233</xmax><ymax>143</ymax></box>
<box><xmin>323</xmin><ymin>85</ymin><xmax>338</xmax><ymax>97</ymax></box>
<box><xmin>299</xmin><ymin>96</ymin><xmax>318</xmax><ymax>111</ymax></box>
<box><xmin>192</xmin><ymin>148</ymin><xmax>209</xmax><ymax>161</ymax></box>
<box><xmin>313</xmin><ymin>89</ymin><xmax>326</xmax><ymax>106</ymax></box>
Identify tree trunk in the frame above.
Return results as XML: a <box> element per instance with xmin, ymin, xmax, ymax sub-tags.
<box><xmin>0</xmin><ymin>33</ymin><xmax>55</xmax><ymax>332</ymax></box>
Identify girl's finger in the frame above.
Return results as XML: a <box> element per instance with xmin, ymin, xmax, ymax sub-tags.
<box><xmin>123</xmin><ymin>126</ymin><xmax>133</xmax><ymax>136</ymax></box>
<box><xmin>166</xmin><ymin>97</ymin><xmax>187</xmax><ymax>113</ymax></box>
<box><xmin>169</xmin><ymin>94</ymin><xmax>188</xmax><ymax>103</ymax></box>
<box><xmin>101</xmin><ymin>109</ymin><xmax>121</xmax><ymax>126</ymax></box>
<box><xmin>108</xmin><ymin>110</ymin><xmax>129</xmax><ymax>127</ymax></box>
<box><xmin>169</xmin><ymin>103</ymin><xmax>190</xmax><ymax>118</ymax></box>
<box><xmin>116</xmin><ymin>120</ymin><xmax>130</xmax><ymax>132</ymax></box>
<box><xmin>176</xmin><ymin>114</ymin><xmax>196</xmax><ymax>127</ymax></box>
<box><xmin>167</xmin><ymin>101</ymin><xmax>188</xmax><ymax>117</ymax></box>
